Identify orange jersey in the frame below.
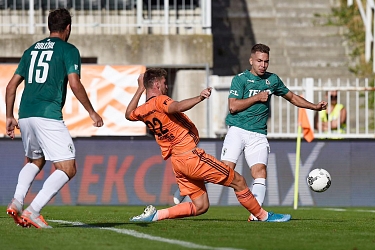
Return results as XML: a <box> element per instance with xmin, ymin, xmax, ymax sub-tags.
<box><xmin>129</xmin><ymin>95</ymin><xmax>199</xmax><ymax>159</ymax></box>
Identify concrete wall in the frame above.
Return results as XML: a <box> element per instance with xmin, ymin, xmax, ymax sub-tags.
<box><xmin>173</xmin><ymin>70</ymin><xmax>210</xmax><ymax>136</ymax></box>
<box><xmin>0</xmin><ymin>34</ymin><xmax>213</xmax><ymax>66</ymax></box>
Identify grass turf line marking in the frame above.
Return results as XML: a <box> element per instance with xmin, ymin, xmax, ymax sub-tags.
<box><xmin>49</xmin><ymin>220</ymin><xmax>243</xmax><ymax>250</ymax></box>
<box><xmin>301</xmin><ymin>208</ymin><xmax>375</xmax><ymax>213</ymax></box>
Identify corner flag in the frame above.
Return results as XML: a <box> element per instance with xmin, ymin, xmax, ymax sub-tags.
<box><xmin>298</xmin><ymin>108</ymin><xmax>314</xmax><ymax>142</ymax></box>
<box><xmin>294</xmin><ymin>107</ymin><xmax>314</xmax><ymax>209</ymax></box>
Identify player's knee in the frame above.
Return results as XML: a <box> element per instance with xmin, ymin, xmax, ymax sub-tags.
<box><xmin>65</xmin><ymin>165</ymin><xmax>77</xmax><ymax>179</ymax></box>
<box><xmin>58</xmin><ymin>166</ymin><xmax>76</xmax><ymax>179</ymax></box>
<box><xmin>29</xmin><ymin>157</ymin><xmax>46</xmax><ymax>170</ymax></box>
<box><xmin>68</xmin><ymin>167</ymin><xmax>77</xmax><ymax>179</ymax></box>
<box><xmin>251</xmin><ymin>164</ymin><xmax>267</xmax><ymax>178</ymax></box>
<box><xmin>195</xmin><ymin>203</ymin><xmax>209</xmax><ymax>215</ymax></box>
<box><xmin>54</xmin><ymin>159</ymin><xmax>76</xmax><ymax>179</ymax></box>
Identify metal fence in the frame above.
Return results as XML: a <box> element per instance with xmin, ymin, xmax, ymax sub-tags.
<box><xmin>210</xmin><ymin>77</ymin><xmax>375</xmax><ymax>139</ymax></box>
<box><xmin>0</xmin><ymin>0</ymin><xmax>211</xmax><ymax>35</ymax></box>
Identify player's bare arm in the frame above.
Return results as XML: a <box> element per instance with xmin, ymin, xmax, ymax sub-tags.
<box><xmin>283</xmin><ymin>91</ymin><xmax>327</xmax><ymax>111</ymax></box>
<box><xmin>68</xmin><ymin>73</ymin><xmax>104</xmax><ymax>127</ymax></box>
<box><xmin>125</xmin><ymin>74</ymin><xmax>145</xmax><ymax>121</ymax></box>
<box><xmin>5</xmin><ymin>74</ymin><xmax>23</xmax><ymax>139</ymax></box>
<box><xmin>168</xmin><ymin>87</ymin><xmax>212</xmax><ymax>114</ymax></box>
<box><xmin>228</xmin><ymin>91</ymin><xmax>269</xmax><ymax>114</ymax></box>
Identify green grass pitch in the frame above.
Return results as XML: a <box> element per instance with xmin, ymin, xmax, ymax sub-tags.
<box><xmin>1</xmin><ymin>206</ymin><xmax>375</xmax><ymax>250</ymax></box>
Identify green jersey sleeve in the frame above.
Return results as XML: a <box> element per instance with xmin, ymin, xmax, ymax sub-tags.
<box><xmin>64</xmin><ymin>46</ymin><xmax>81</xmax><ymax>77</ymax></box>
<box><xmin>15</xmin><ymin>50</ymin><xmax>29</xmax><ymax>78</ymax></box>
<box><xmin>271</xmin><ymin>74</ymin><xmax>289</xmax><ymax>96</ymax></box>
<box><xmin>228</xmin><ymin>74</ymin><xmax>246</xmax><ymax>99</ymax></box>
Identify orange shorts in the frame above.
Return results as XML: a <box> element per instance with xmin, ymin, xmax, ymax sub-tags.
<box><xmin>171</xmin><ymin>148</ymin><xmax>235</xmax><ymax>200</ymax></box>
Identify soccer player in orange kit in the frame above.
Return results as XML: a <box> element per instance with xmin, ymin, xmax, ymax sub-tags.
<box><xmin>125</xmin><ymin>68</ymin><xmax>291</xmax><ymax>222</ymax></box>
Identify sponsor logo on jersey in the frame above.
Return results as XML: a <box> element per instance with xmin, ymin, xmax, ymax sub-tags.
<box><xmin>34</xmin><ymin>39</ymin><xmax>55</xmax><ymax>50</ymax></box>
<box><xmin>248</xmin><ymin>89</ymin><xmax>263</xmax><ymax>96</ymax></box>
<box><xmin>248</xmin><ymin>89</ymin><xmax>272</xmax><ymax>97</ymax></box>
<box><xmin>74</xmin><ymin>64</ymin><xmax>79</xmax><ymax>70</ymax></box>
<box><xmin>247</xmin><ymin>80</ymin><xmax>254</xmax><ymax>83</ymax></box>
<box><xmin>266</xmin><ymin>79</ymin><xmax>271</xmax><ymax>85</ymax></box>
<box><xmin>229</xmin><ymin>90</ymin><xmax>239</xmax><ymax>96</ymax></box>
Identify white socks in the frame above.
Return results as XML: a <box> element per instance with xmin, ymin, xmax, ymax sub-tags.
<box><xmin>14</xmin><ymin>163</ymin><xmax>40</xmax><ymax>205</ymax></box>
<box><xmin>252</xmin><ymin>178</ymin><xmax>266</xmax><ymax>205</ymax></box>
<box><xmin>249</xmin><ymin>178</ymin><xmax>266</xmax><ymax>221</ymax></box>
<box><xmin>29</xmin><ymin>169</ymin><xmax>69</xmax><ymax>214</ymax></box>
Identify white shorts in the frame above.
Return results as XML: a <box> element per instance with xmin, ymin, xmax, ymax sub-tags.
<box><xmin>221</xmin><ymin>126</ymin><xmax>270</xmax><ymax>168</ymax></box>
<box><xmin>18</xmin><ymin>117</ymin><xmax>75</xmax><ymax>162</ymax></box>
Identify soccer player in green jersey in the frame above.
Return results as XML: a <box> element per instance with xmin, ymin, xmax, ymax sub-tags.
<box><xmin>221</xmin><ymin>43</ymin><xmax>327</xmax><ymax>220</ymax></box>
<box><xmin>172</xmin><ymin>44</ymin><xmax>328</xmax><ymax>208</ymax></box>
<box><xmin>5</xmin><ymin>8</ymin><xmax>103</xmax><ymax>228</ymax></box>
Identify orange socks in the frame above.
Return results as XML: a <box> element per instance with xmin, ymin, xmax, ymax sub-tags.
<box><xmin>156</xmin><ymin>202</ymin><xmax>197</xmax><ymax>221</ymax></box>
<box><xmin>235</xmin><ymin>187</ymin><xmax>267</xmax><ymax>221</ymax></box>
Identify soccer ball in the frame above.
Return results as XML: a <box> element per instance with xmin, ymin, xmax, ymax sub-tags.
<box><xmin>306</xmin><ymin>168</ymin><xmax>331</xmax><ymax>192</ymax></box>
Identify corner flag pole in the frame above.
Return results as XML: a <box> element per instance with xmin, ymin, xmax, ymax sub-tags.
<box><xmin>293</xmin><ymin>123</ymin><xmax>302</xmax><ymax>210</ymax></box>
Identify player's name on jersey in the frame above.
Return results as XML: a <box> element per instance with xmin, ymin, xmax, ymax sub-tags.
<box><xmin>34</xmin><ymin>40</ymin><xmax>55</xmax><ymax>50</ymax></box>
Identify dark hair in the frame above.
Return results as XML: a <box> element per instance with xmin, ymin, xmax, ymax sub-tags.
<box><xmin>48</xmin><ymin>8</ymin><xmax>72</xmax><ymax>33</ymax></box>
<box><xmin>143</xmin><ymin>68</ymin><xmax>167</xmax><ymax>88</ymax></box>
<box><xmin>251</xmin><ymin>44</ymin><xmax>270</xmax><ymax>55</ymax></box>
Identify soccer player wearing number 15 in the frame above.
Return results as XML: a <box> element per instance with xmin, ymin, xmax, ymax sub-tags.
<box><xmin>125</xmin><ymin>68</ymin><xmax>291</xmax><ymax>222</ymax></box>
<box><xmin>5</xmin><ymin>8</ymin><xmax>103</xmax><ymax>228</ymax></box>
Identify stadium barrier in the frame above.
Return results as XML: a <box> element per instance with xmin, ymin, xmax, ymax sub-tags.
<box><xmin>1</xmin><ymin>137</ymin><xmax>374</xmax><ymax>207</ymax></box>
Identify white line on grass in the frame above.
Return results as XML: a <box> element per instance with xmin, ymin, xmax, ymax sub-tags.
<box><xmin>301</xmin><ymin>208</ymin><xmax>375</xmax><ymax>213</ymax></box>
<box><xmin>323</xmin><ymin>208</ymin><xmax>375</xmax><ymax>213</ymax></box>
<box><xmin>49</xmin><ymin>220</ymin><xmax>244</xmax><ymax>250</ymax></box>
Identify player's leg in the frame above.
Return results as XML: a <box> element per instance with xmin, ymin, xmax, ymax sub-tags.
<box><xmin>250</xmin><ymin>163</ymin><xmax>267</xmax><ymax>204</ymax></box>
<box><xmin>173</xmin><ymin>126</ymin><xmax>243</xmax><ymax>204</ymax></box>
<box><xmin>148</xmin><ymin>192</ymin><xmax>208</xmax><ymax>222</ymax></box>
<box><xmin>229</xmin><ymin>171</ymin><xmax>267</xmax><ymax>220</ymax></box>
<box><xmin>21</xmin><ymin>118</ymin><xmax>75</xmax><ymax>228</ymax></box>
<box><xmin>198</xmin><ymin>149</ymin><xmax>290</xmax><ymax>222</ymax></box>
<box><xmin>172</xmin><ymin>186</ymin><xmax>186</xmax><ymax>204</ymax></box>
<box><xmin>130</xmin><ymin>183</ymin><xmax>205</xmax><ymax>222</ymax></box>
<box><xmin>229</xmin><ymin>168</ymin><xmax>290</xmax><ymax>222</ymax></box>
<box><xmin>7</xmin><ymin>118</ymin><xmax>46</xmax><ymax>226</ymax></box>
<box><xmin>131</xmin><ymin>152</ymin><xmax>209</xmax><ymax>222</ymax></box>
<box><xmin>198</xmin><ymin>149</ymin><xmax>267</xmax><ymax>221</ymax></box>
<box><xmin>182</xmin><ymin>148</ymin><xmax>267</xmax><ymax>221</ymax></box>
<box><xmin>243</xmin><ymin>133</ymin><xmax>269</xmax><ymax>220</ymax></box>
<box><xmin>7</xmin><ymin>158</ymin><xmax>45</xmax><ymax>225</ymax></box>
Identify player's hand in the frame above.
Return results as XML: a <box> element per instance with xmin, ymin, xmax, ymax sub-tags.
<box><xmin>138</xmin><ymin>73</ymin><xmax>145</xmax><ymax>91</ymax></box>
<box><xmin>200</xmin><ymin>87</ymin><xmax>212</xmax><ymax>100</ymax></box>
<box><xmin>257</xmin><ymin>91</ymin><xmax>269</xmax><ymax>102</ymax></box>
<box><xmin>6</xmin><ymin>117</ymin><xmax>19</xmax><ymax>139</ymax></box>
<box><xmin>316</xmin><ymin>101</ymin><xmax>327</xmax><ymax>111</ymax></box>
<box><xmin>90</xmin><ymin>112</ymin><xmax>104</xmax><ymax>127</ymax></box>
